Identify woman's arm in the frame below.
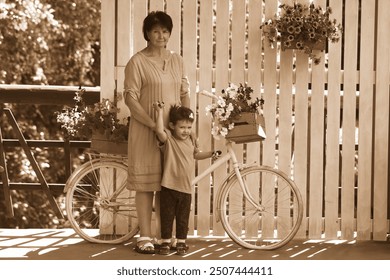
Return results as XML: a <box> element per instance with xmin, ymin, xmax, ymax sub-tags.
<box><xmin>127</xmin><ymin>96</ymin><xmax>156</xmax><ymax>130</ymax></box>
<box><xmin>124</xmin><ymin>58</ymin><xmax>156</xmax><ymax>130</ymax></box>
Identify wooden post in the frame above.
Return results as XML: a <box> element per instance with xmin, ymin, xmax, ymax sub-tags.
<box><xmin>0</xmin><ymin>109</ymin><xmax>14</xmax><ymax>217</ymax></box>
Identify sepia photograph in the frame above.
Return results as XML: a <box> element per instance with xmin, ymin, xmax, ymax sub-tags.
<box><xmin>1</xmin><ymin>0</ymin><xmax>390</xmax><ymax>278</ymax></box>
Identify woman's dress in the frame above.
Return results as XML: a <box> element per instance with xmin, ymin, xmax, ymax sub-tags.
<box><xmin>124</xmin><ymin>51</ymin><xmax>189</xmax><ymax>191</ymax></box>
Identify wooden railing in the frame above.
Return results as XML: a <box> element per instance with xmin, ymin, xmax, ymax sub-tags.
<box><xmin>0</xmin><ymin>85</ymin><xmax>100</xmax><ymax>218</ymax></box>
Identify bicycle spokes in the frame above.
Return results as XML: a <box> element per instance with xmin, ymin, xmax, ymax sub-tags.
<box><xmin>219</xmin><ymin>166</ymin><xmax>303</xmax><ymax>250</ymax></box>
<box><xmin>66</xmin><ymin>160</ymin><xmax>138</xmax><ymax>244</ymax></box>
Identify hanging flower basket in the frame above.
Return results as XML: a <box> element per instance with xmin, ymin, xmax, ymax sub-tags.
<box><xmin>91</xmin><ymin>131</ymin><xmax>127</xmax><ymax>155</ymax></box>
<box><xmin>280</xmin><ymin>33</ymin><xmax>326</xmax><ymax>51</ymax></box>
<box><xmin>225</xmin><ymin>112</ymin><xmax>266</xmax><ymax>144</ymax></box>
<box><xmin>261</xmin><ymin>3</ymin><xmax>342</xmax><ymax>64</ymax></box>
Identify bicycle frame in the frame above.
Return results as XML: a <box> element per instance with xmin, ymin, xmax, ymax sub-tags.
<box><xmin>191</xmin><ymin>140</ymin><xmax>260</xmax><ymax>211</ymax></box>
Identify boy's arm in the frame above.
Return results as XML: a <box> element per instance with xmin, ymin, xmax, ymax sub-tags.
<box><xmin>194</xmin><ymin>151</ymin><xmax>213</xmax><ymax>160</ymax></box>
<box><xmin>194</xmin><ymin>150</ymin><xmax>222</xmax><ymax>160</ymax></box>
<box><xmin>193</xmin><ymin>137</ymin><xmax>221</xmax><ymax>160</ymax></box>
<box><xmin>153</xmin><ymin>102</ymin><xmax>167</xmax><ymax>143</ymax></box>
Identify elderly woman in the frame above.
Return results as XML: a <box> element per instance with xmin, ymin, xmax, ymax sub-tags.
<box><xmin>123</xmin><ymin>11</ymin><xmax>190</xmax><ymax>254</ymax></box>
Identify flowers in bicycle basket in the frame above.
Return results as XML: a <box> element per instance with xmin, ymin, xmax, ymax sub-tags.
<box><xmin>260</xmin><ymin>3</ymin><xmax>342</xmax><ymax>64</ymax></box>
<box><xmin>56</xmin><ymin>87</ymin><xmax>129</xmax><ymax>142</ymax></box>
<box><xmin>205</xmin><ymin>83</ymin><xmax>264</xmax><ymax>139</ymax></box>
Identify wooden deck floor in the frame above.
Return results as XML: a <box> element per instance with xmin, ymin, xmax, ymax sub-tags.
<box><xmin>0</xmin><ymin>228</ymin><xmax>389</xmax><ymax>260</ymax></box>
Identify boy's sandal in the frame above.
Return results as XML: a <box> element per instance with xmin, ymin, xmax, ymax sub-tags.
<box><xmin>135</xmin><ymin>237</ymin><xmax>155</xmax><ymax>254</ymax></box>
<box><xmin>176</xmin><ymin>242</ymin><xmax>189</xmax><ymax>255</ymax></box>
<box><xmin>157</xmin><ymin>242</ymin><xmax>171</xmax><ymax>255</ymax></box>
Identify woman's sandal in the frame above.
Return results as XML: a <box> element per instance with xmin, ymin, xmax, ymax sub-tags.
<box><xmin>176</xmin><ymin>242</ymin><xmax>189</xmax><ymax>256</ymax></box>
<box><xmin>135</xmin><ymin>237</ymin><xmax>155</xmax><ymax>254</ymax></box>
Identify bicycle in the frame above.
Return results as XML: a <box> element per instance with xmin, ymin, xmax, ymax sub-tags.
<box><xmin>64</xmin><ymin>152</ymin><xmax>138</xmax><ymax>244</ymax></box>
<box><xmin>64</xmin><ymin>96</ymin><xmax>303</xmax><ymax>250</ymax></box>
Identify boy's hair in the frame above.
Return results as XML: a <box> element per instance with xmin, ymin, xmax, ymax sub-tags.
<box><xmin>169</xmin><ymin>105</ymin><xmax>194</xmax><ymax>125</ymax></box>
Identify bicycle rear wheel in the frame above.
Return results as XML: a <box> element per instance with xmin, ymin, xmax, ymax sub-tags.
<box><xmin>218</xmin><ymin>165</ymin><xmax>303</xmax><ymax>250</ymax></box>
<box><xmin>65</xmin><ymin>159</ymin><xmax>138</xmax><ymax>244</ymax></box>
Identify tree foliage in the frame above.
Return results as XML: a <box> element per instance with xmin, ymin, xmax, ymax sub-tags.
<box><xmin>0</xmin><ymin>0</ymin><xmax>100</xmax><ymax>86</ymax></box>
<box><xmin>0</xmin><ymin>0</ymin><xmax>101</xmax><ymax>228</ymax></box>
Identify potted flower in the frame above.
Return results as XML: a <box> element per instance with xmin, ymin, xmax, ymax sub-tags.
<box><xmin>261</xmin><ymin>2</ymin><xmax>342</xmax><ymax>64</ymax></box>
<box><xmin>203</xmin><ymin>83</ymin><xmax>266</xmax><ymax>144</ymax></box>
<box><xmin>56</xmin><ymin>87</ymin><xmax>129</xmax><ymax>154</ymax></box>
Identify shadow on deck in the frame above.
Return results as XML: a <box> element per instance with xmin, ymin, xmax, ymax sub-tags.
<box><xmin>0</xmin><ymin>228</ymin><xmax>389</xmax><ymax>260</ymax></box>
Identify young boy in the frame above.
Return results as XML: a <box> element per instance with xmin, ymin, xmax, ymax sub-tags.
<box><xmin>153</xmin><ymin>102</ymin><xmax>220</xmax><ymax>255</ymax></box>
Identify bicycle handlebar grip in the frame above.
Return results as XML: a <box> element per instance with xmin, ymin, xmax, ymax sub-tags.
<box><xmin>198</xmin><ymin>90</ymin><xmax>218</xmax><ymax>100</ymax></box>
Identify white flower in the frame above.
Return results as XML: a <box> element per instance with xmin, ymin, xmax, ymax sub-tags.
<box><xmin>211</xmin><ymin>125</ymin><xmax>221</xmax><ymax>139</ymax></box>
<box><xmin>215</xmin><ymin>108</ymin><xmax>225</xmax><ymax>118</ymax></box>
<box><xmin>220</xmin><ymin>127</ymin><xmax>229</xmax><ymax>137</ymax></box>
<box><xmin>226</xmin><ymin>103</ymin><xmax>234</xmax><ymax>113</ymax></box>
<box><xmin>217</xmin><ymin>96</ymin><xmax>226</xmax><ymax>107</ymax></box>
<box><xmin>226</xmin><ymin>83</ymin><xmax>239</xmax><ymax>98</ymax></box>
<box><xmin>202</xmin><ymin>83</ymin><xmax>263</xmax><ymax>140</ymax></box>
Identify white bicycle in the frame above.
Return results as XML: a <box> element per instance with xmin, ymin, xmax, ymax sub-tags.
<box><xmin>65</xmin><ymin>138</ymin><xmax>303</xmax><ymax>250</ymax></box>
<box><xmin>64</xmin><ymin>153</ymin><xmax>137</xmax><ymax>244</ymax></box>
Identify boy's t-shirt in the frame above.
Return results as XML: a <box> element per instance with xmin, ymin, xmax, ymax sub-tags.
<box><xmin>159</xmin><ymin>129</ymin><xmax>197</xmax><ymax>194</ymax></box>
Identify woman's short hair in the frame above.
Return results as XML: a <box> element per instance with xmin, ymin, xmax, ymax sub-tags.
<box><xmin>143</xmin><ymin>11</ymin><xmax>173</xmax><ymax>41</ymax></box>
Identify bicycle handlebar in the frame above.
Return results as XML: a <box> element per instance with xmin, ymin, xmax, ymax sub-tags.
<box><xmin>198</xmin><ymin>90</ymin><xmax>219</xmax><ymax>100</ymax></box>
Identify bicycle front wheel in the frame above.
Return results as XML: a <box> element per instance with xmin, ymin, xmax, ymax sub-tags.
<box><xmin>65</xmin><ymin>159</ymin><xmax>138</xmax><ymax>244</ymax></box>
<box><xmin>218</xmin><ymin>165</ymin><xmax>303</xmax><ymax>250</ymax></box>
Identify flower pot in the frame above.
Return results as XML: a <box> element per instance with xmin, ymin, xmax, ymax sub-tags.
<box><xmin>91</xmin><ymin>131</ymin><xmax>128</xmax><ymax>155</ymax></box>
<box><xmin>226</xmin><ymin>112</ymin><xmax>266</xmax><ymax>144</ymax></box>
<box><xmin>281</xmin><ymin>35</ymin><xmax>326</xmax><ymax>51</ymax></box>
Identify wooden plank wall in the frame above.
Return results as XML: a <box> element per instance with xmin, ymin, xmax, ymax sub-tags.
<box><xmin>373</xmin><ymin>0</ymin><xmax>390</xmax><ymax>240</ymax></box>
<box><xmin>101</xmin><ymin>0</ymin><xmax>390</xmax><ymax>240</ymax></box>
<box><xmin>325</xmin><ymin>0</ymin><xmax>342</xmax><ymax>240</ymax></box>
<box><xmin>356</xmin><ymin>0</ymin><xmax>375</xmax><ymax>241</ymax></box>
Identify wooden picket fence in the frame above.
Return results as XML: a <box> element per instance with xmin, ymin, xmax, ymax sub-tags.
<box><xmin>100</xmin><ymin>0</ymin><xmax>390</xmax><ymax>241</ymax></box>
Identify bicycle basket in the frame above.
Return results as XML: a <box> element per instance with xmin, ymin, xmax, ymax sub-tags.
<box><xmin>90</xmin><ymin>131</ymin><xmax>128</xmax><ymax>155</ymax></box>
<box><xmin>225</xmin><ymin>112</ymin><xmax>266</xmax><ymax>144</ymax></box>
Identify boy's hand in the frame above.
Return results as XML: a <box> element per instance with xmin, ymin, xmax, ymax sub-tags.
<box><xmin>152</xmin><ymin>101</ymin><xmax>167</xmax><ymax>142</ymax></box>
<box><xmin>212</xmin><ymin>150</ymin><xmax>222</xmax><ymax>160</ymax></box>
<box><xmin>153</xmin><ymin>101</ymin><xmax>165</xmax><ymax>111</ymax></box>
